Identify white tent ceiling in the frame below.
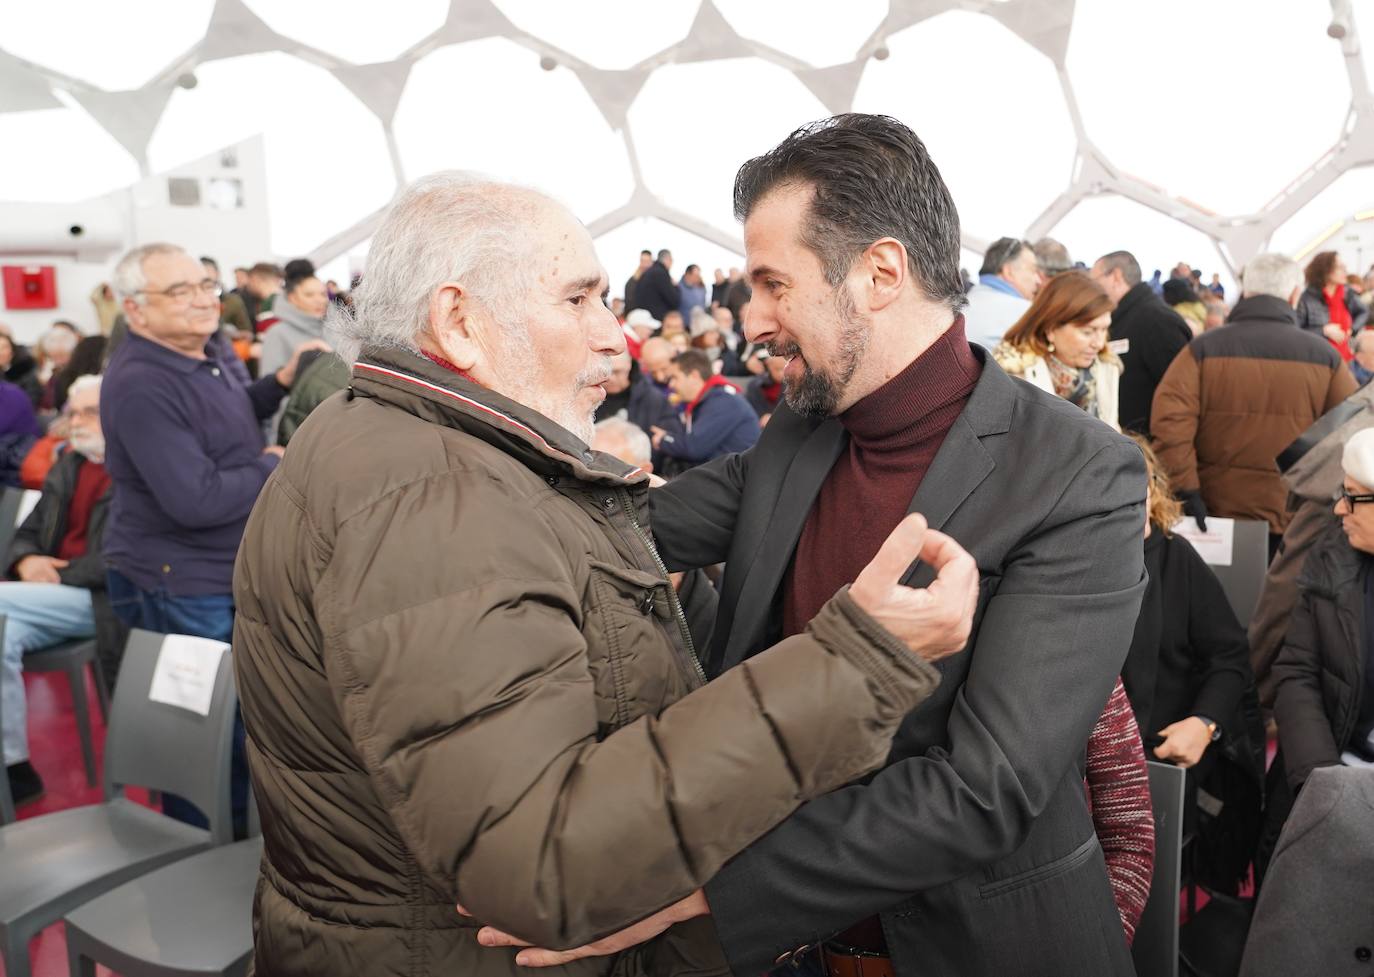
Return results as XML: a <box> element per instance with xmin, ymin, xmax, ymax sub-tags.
<box><xmin>0</xmin><ymin>0</ymin><xmax>1371</xmax><ymax>288</ymax></box>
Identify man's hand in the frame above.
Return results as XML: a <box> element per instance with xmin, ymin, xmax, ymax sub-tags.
<box><xmin>1323</xmin><ymin>322</ymin><xmax>1346</xmax><ymax>344</ymax></box>
<box><xmin>649</xmin><ymin>426</ymin><xmax>668</xmax><ymax>449</ymax></box>
<box><xmin>467</xmin><ymin>890</ymin><xmax>709</xmax><ymax>968</ymax></box>
<box><xmin>1154</xmin><ymin>717</ymin><xmax>1213</xmax><ymax>768</ymax></box>
<box><xmin>849</xmin><ymin>513</ymin><xmax>978</xmax><ymax>663</ymax></box>
<box><xmin>16</xmin><ymin>555</ymin><xmax>68</xmax><ymax>584</ymax></box>
<box><xmin>263</xmin><ymin>445</ymin><xmax>286</xmax><ymax>459</ymax></box>
<box><xmin>1179</xmin><ymin>490</ymin><xmax>1208</xmax><ymax>532</ymax></box>
<box><xmin>274</xmin><ymin>339</ymin><xmax>331</xmax><ymax>389</ymax></box>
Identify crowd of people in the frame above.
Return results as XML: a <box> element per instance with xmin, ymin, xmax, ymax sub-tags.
<box><xmin>2</xmin><ymin>110</ymin><xmax>1371</xmax><ymax>977</ymax></box>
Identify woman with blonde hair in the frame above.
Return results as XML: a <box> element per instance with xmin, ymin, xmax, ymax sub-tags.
<box><xmin>993</xmin><ymin>270</ymin><xmax>1122</xmax><ymax>429</ymax></box>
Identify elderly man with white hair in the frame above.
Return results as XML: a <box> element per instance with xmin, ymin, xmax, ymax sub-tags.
<box><xmin>1153</xmin><ymin>252</ymin><xmax>1358</xmax><ymax>556</ymax></box>
<box><xmin>1</xmin><ymin>375</ymin><xmax>112</xmax><ymax>807</ymax></box>
<box><xmin>231</xmin><ymin>171</ymin><xmax>981</xmax><ymax>977</ymax></box>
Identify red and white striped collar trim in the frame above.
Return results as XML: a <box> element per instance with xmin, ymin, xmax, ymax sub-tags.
<box><xmin>352</xmin><ymin>360</ymin><xmax>645</xmax><ymax>481</ymax></box>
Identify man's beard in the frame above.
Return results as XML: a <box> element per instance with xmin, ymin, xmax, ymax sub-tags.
<box><xmin>69</xmin><ymin>431</ymin><xmax>105</xmax><ymax>463</ymax></box>
<box><xmin>769</xmin><ymin>285</ymin><xmax>871</xmax><ymax>417</ymax></box>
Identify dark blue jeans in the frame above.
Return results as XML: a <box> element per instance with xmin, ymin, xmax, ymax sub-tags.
<box><xmin>107</xmin><ymin>568</ymin><xmax>248</xmax><ymax>838</ymax></box>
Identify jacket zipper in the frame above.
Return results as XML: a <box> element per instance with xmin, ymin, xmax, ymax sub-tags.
<box><xmin>618</xmin><ymin>489</ymin><xmax>708</xmax><ymax>687</ymax></box>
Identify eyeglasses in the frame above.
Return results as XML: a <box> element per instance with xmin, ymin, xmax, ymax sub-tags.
<box><xmin>1334</xmin><ymin>487</ymin><xmax>1374</xmax><ymax>508</ymax></box>
<box><xmin>138</xmin><ymin>279</ymin><xmax>222</xmax><ymax>303</ymax></box>
<box><xmin>65</xmin><ymin>406</ymin><xmax>100</xmax><ymax>420</ymax></box>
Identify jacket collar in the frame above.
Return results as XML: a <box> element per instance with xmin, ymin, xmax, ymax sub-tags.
<box><xmin>120</xmin><ymin>328</ymin><xmax>225</xmax><ymax>374</ymax></box>
<box><xmin>1113</xmin><ymin>282</ymin><xmax>1155</xmax><ymax>321</ymax></box>
<box><xmin>351</xmin><ymin>345</ymin><xmax>646</xmax><ymax>488</ymax></box>
<box><xmin>1226</xmin><ymin>294</ymin><xmax>1299</xmax><ymax>327</ymax></box>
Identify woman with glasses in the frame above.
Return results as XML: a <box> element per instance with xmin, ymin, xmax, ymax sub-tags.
<box><xmin>992</xmin><ymin>270</ymin><xmax>1123</xmax><ymax>430</ymax></box>
<box><xmin>1273</xmin><ymin>428</ymin><xmax>1374</xmax><ymax>803</ymax></box>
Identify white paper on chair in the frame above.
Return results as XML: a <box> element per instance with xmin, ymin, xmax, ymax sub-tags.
<box><xmin>15</xmin><ymin>490</ymin><xmax>40</xmax><ymax>527</ymax></box>
<box><xmin>148</xmin><ymin>634</ymin><xmax>228</xmax><ymax>716</ymax></box>
<box><xmin>1172</xmin><ymin>516</ymin><xmax>1235</xmax><ymax>567</ymax></box>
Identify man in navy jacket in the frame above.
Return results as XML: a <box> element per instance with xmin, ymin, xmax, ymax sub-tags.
<box><xmin>651</xmin><ymin>349</ymin><xmax>758</xmax><ymax>469</ymax></box>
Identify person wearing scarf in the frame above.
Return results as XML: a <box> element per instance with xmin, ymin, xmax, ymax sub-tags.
<box><xmin>1296</xmin><ymin>251</ymin><xmax>1369</xmax><ymax>362</ymax></box>
<box><xmin>992</xmin><ymin>270</ymin><xmax>1123</xmax><ymax>430</ymax></box>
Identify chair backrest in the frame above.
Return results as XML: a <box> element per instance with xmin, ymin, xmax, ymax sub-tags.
<box><xmin>1203</xmin><ymin>519</ymin><xmax>1269</xmax><ymax>629</ymax></box>
<box><xmin>0</xmin><ymin>616</ymin><xmax>12</xmax><ymax>825</ymax></box>
<box><xmin>0</xmin><ymin>486</ymin><xmax>23</xmax><ymax>558</ymax></box>
<box><xmin>102</xmin><ymin>629</ymin><xmax>238</xmax><ymax>844</ymax></box>
<box><xmin>1132</xmin><ymin>760</ymin><xmax>1187</xmax><ymax>977</ymax></box>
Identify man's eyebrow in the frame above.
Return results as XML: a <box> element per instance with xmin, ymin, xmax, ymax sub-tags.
<box><xmin>564</xmin><ymin>274</ymin><xmax>605</xmax><ymax>295</ymax></box>
<box><xmin>748</xmin><ymin>265</ymin><xmax>784</xmax><ymax>284</ymax></box>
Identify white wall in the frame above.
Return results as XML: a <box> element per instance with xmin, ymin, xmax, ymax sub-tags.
<box><xmin>0</xmin><ymin>136</ymin><xmax>273</xmax><ymax>345</ymax></box>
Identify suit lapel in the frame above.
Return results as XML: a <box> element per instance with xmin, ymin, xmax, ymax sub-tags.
<box><xmin>720</xmin><ymin>419</ymin><xmax>846</xmax><ymax>671</ymax></box>
<box><xmin>900</xmin><ymin>412</ymin><xmax>995</xmax><ymax>589</ymax></box>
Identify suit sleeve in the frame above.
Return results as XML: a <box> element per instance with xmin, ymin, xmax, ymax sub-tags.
<box><xmin>704</xmin><ymin>440</ymin><xmax>1148</xmax><ymax>975</ymax></box>
<box><xmin>1150</xmin><ymin>346</ymin><xmax>1202</xmax><ymax>493</ymax></box>
<box><xmin>1177</xmin><ymin>537</ymin><xmax>1251</xmax><ymax>728</ymax></box>
<box><xmin>649</xmin><ymin>447</ymin><xmax>749</xmax><ymax>571</ymax></box>
<box><xmin>314</xmin><ymin>472</ymin><xmax>940</xmax><ymax>950</ymax></box>
<box><xmin>1272</xmin><ymin>584</ymin><xmax>1342</xmax><ymax>789</ymax></box>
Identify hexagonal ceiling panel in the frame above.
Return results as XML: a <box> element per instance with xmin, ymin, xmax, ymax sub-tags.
<box><xmin>1269</xmin><ymin>165</ymin><xmax>1374</xmax><ymax>258</ymax></box>
<box><xmin>0</xmin><ymin>0</ymin><xmax>213</xmax><ymax>91</ymax></box>
<box><xmin>491</xmin><ymin>0</ymin><xmax>700</xmax><ymax>69</ymax></box>
<box><xmin>628</xmin><ymin>57</ymin><xmax>827</xmax><ymax>233</ymax></box>
<box><xmin>0</xmin><ymin>94</ymin><xmax>140</xmax><ymax>202</ymax></box>
<box><xmin>855</xmin><ymin>10</ymin><xmax>1077</xmax><ymax>244</ymax></box>
<box><xmin>243</xmin><ymin>0</ymin><xmax>448</xmax><ymax>65</ymax></box>
<box><xmin>148</xmin><ymin>51</ymin><xmax>395</xmax><ymax>256</ymax></box>
<box><xmin>393</xmin><ymin>37</ymin><xmax>634</xmax><ymax>222</ymax></box>
<box><xmin>1068</xmin><ymin>0</ymin><xmax>1350</xmax><ymax>216</ymax></box>
<box><xmin>714</xmin><ymin>0</ymin><xmax>887</xmax><ymax>67</ymax></box>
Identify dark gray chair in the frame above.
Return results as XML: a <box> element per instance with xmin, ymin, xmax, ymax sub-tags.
<box><xmin>65</xmin><ymin>834</ymin><xmax>263</xmax><ymax>977</ymax></box>
<box><xmin>1133</xmin><ymin>760</ymin><xmax>1187</xmax><ymax>977</ymax></box>
<box><xmin>22</xmin><ymin>637</ymin><xmax>109</xmax><ymax>786</ymax></box>
<box><xmin>0</xmin><ymin>629</ymin><xmax>236</xmax><ymax>977</ymax></box>
<box><xmin>1202</xmin><ymin>519</ymin><xmax>1269</xmax><ymax>629</ymax></box>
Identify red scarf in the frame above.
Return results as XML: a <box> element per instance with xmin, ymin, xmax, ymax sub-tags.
<box><xmin>1326</xmin><ymin>285</ymin><xmax>1354</xmax><ymax>362</ymax></box>
<box><xmin>683</xmin><ymin>374</ymin><xmax>739</xmax><ymax>419</ymax></box>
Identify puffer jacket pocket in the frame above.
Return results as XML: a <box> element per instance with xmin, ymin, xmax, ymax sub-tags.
<box><xmin>584</xmin><ymin>560</ymin><xmax>677</xmax><ymax>734</ymax></box>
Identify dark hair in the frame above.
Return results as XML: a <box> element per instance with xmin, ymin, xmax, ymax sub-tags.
<box><xmin>52</xmin><ymin>335</ymin><xmax>108</xmax><ymax>411</ymax></box>
<box><xmin>283</xmin><ymin>258</ymin><xmax>315</xmax><ymax>280</ymax></box>
<box><xmin>657</xmin><ymin>249</ymin><xmax>672</xmax><ymax>262</ymax></box>
<box><xmin>200</xmin><ymin>256</ymin><xmax>219</xmax><ymax>272</ymax></box>
<box><xmin>1096</xmin><ymin>250</ymin><xmax>1142</xmax><ymax>287</ymax></box>
<box><xmin>733</xmin><ymin>113</ymin><xmax>966</xmax><ymax>312</ymax></box>
<box><xmin>1003</xmin><ymin>271</ymin><xmax>1113</xmax><ymax>357</ymax></box>
<box><xmin>979</xmin><ymin>237</ymin><xmax>1031</xmax><ymax>277</ymax></box>
<box><xmin>1162</xmin><ymin>278</ymin><xmax>1197</xmax><ymax>306</ymax></box>
<box><xmin>285</xmin><ymin>274</ymin><xmax>319</xmax><ymax>295</ymax></box>
<box><xmin>684</xmin><ymin>264</ymin><xmax>700</xmax><ymax>276</ymax></box>
<box><xmin>1305</xmin><ymin>251</ymin><xmax>1340</xmax><ymax>291</ymax></box>
<box><xmin>249</xmin><ymin>262</ymin><xmax>282</xmax><ymax>278</ymax></box>
<box><xmin>673</xmin><ymin>349</ymin><xmax>714</xmax><ymax>380</ymax></box>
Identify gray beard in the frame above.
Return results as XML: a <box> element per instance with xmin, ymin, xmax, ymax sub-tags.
<box><xmin>775</xmin><ymin>287</ymin><xmax>871</xmax><ymax>418</ymax></box>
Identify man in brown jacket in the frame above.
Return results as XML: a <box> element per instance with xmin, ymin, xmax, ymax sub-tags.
<box><xmin>232</xmin><ymin>173</ymin><xmax>979</xmax><ymax>976</ymax></box>
<box><xmin>1152</xmin><ymin>253</ymin><xmax>1357</xmax><ymax>548</ymax></box>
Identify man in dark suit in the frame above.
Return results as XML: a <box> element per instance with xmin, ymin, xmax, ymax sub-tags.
<box><xmin>634</xmin><ymin>249</ymin><xmax>681</xmax><ymax>322</ymax></box>
<box><xmin>474</xmin><ymin>114</ymin><xmax>1148</xmax><ymax>976</ymax></box>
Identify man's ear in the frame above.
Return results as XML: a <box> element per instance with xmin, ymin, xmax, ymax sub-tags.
<box><xmin>427</xmin><ymin>282</ymin><xmax>483</xmax><ymax>371</ymax></box>
<box><xmin>863</xmin><ymin>237</ymin><xmax>908</xmax><ymax>313</ymax></box>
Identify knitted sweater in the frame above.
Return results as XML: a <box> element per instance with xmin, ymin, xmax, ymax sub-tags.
<box><xmin>1086</xmin><ymin>678</ymin><xmax>1155</xmax><ymax>945</ymax></box>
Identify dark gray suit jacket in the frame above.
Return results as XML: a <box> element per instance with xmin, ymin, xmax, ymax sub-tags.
<box><xmin>650</xmin><ymin>347</ymin><xmax>1148</xmax><ymax>976</ymax></box>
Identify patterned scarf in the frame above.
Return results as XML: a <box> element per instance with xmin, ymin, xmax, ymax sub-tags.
<box><xmin>1046</xmin><ymin>353</ymin><xmax>1099</xmax><ymax>418</ymax></box>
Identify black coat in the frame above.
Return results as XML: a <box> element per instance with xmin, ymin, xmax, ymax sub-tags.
<box><xmin>1109</xmin><ymin>282</ymin><xmax>1193</xmax><ymax>436</ymax></box>
<box><xmin>1122</xmin><ymin>529</ymin><xmax>1252</xmax><ymax>742</ymax></box>
<box><xmin>5</xmin><ymin>346</ymin><xmax>42</xmax><ymax>409</ymax></box>
<box><xmin>1273</xmin><ymin>523</ymin><xmax>1373</xmax><ymax>790</ymax></box>
<box><xmin>4</xmin><ymin>450</ymin><xmax>125</xmax><ymax>687</ymax></box>
<box><xmin>1294</xmin><ymin>285</ymin><xmax>1369</xmax><ymax>338</ymax></box>
<box><xmin>651</xmin><ymin>346</ymin><xmax>1147</xmax><ymax>976</ymax></box>
<box><xmin>632</xmin><ymin>262</ymin><xmax>679</xmax><ymax>321</ymax></box>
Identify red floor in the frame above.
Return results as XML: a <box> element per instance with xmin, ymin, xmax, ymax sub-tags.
<box><xmin>9</xmin><ymin>666</ymin><xmax>148</xmax><ymax>977</ymax></box>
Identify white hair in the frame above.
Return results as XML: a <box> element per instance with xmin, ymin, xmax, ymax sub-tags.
<box><xmin>592</xmin><ymin>418</ymin><xmax>652</xmax><ymax>469</ymax></box>
<box><xmin>111</xmin><ymin>243</ymin><xmax>191</xmax><ymax>306</ymax></box>
<box><xmin>67</xmin><ymin>374</ymin><xmax>102</xmax><ymax>399</ymax></box>
<box><xmin>1241</xmin><ymin>253</ymin><xmax>1302</xmax><ymax>302</ymax></box>
<box><xmin>327</xmin><ymin>172</ymin><xmax>550</xmax><ymax>365</ymax></box>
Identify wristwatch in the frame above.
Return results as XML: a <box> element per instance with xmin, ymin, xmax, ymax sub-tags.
<box><xmin>1195</xmin><ymin>715</ymin><xmax>1222</xmax><ymax>742</ymax></box>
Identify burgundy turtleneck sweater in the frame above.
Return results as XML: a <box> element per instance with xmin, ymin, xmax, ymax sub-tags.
<box><xmin>783</xmin><ymin>317</ymin><xmax>982</xmax><ymax>644</ymax></box>
<box><xmin>782</xmin><ymin>317</ymin><xmax>980</xmax><ymax>954</ymax></box>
